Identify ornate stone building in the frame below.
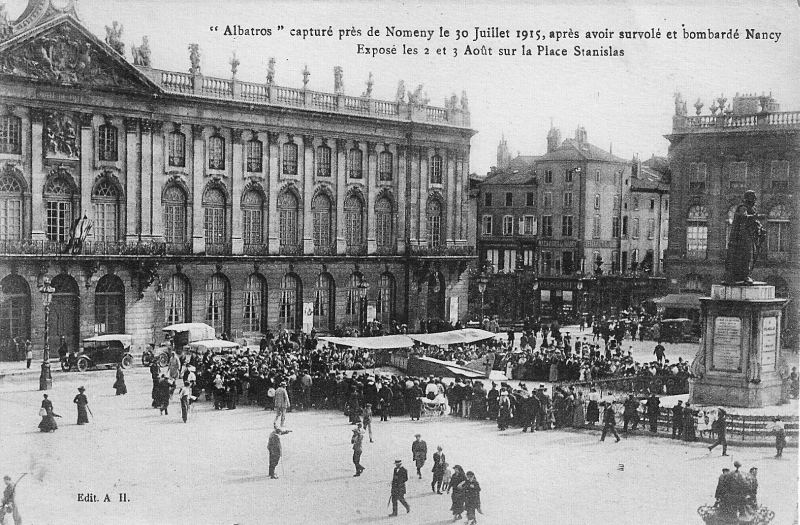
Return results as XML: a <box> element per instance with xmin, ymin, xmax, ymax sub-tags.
<box><xmin>665</xmin><ymin>92</ymin><xmax>799</xmax><ymax>347</ymax></box>
<box><xmin>0</xmin><ymin>0</ymin><xmax>475</xmax><ymax>358</ymax></box>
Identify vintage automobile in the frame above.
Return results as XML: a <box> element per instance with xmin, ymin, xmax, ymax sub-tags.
<box><xmin>62</xmin><ymin>334</ymin><xmax>134</xmax><ymax>372</ymax></box>
<box><xmin>143</xmin><ymin>323</ymin><xmax>217</xmax><ymax>366</ymax></box>
<box><xmin>660</xmin><ymin>318</ymin><xmax>700</xmax><ymax>344</ymax></box>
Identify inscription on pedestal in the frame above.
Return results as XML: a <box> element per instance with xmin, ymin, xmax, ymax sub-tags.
<box><xmin>760</xmin><ymin>316</ymin><xmax>777</xmax><ymax>370</ymax></box>
<box><xmin>713</xmin><ymin>316</ymin><xmax>742</xmax><ymax>371</ymax></box>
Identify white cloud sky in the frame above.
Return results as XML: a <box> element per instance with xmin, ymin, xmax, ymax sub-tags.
<box><xmin>6</xmin><ymin>0</ymin><xmax>799</xmax><ymax>173</ymax></box>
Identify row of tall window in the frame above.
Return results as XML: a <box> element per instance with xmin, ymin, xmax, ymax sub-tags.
<box><xmin>0</xmin><ymin>169</ymin><xmax>444</xmax><ymax>249</ymax></box>
<box><xmin>163</xmin><ymin>271</ymin><xmax>396</xmax><ymax>333</ymax></box>
<box><xmin>537</xmin><ymin>215</ymin><xmax>574</xmax><ymax>237</ymax></box>
<box><xmin>480</xmin><ymin>215</ymin><xmax>536</xmax><ymax>236</ymax></box>
<box><xmin>688</xmin><ymin>161</ymin><xmax>792</xmax><ymax>193</ymax></box>
<box><xmin>686</xmin><ymin>204</ymin><xmax>792</xmax><ymax>258</ymax></box>
<box><xmin>483</xmin><ymin>192</ymin><xmax>535</xmax><ymax>207</ymax></box>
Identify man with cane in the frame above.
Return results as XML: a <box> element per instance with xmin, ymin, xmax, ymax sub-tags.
<box><xmin>268</xmin><ymin>427</ymin><xmax>291</xmax><ymax>479</ymax></box>
<box><xmin>388</xmin><ymin>459</ymin><xmax>410</xmax><ymax>517</ymax></box>
<box><xmin>1</xmin><ymin>474</ymin><xmax>24</xmax><ymax>525</ymax></box>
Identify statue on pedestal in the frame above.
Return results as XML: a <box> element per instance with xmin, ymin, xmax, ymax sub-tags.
<box><xmin>724</xmin><ymin>190</ymin><xmax>766</xmax><ymax>285</ymax></box>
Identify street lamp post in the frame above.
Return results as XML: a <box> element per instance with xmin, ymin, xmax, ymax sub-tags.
<box><xmin>38</xmin><ymin>277</ymin><xmax>55</xmax><ymax>391</ymax></box>
<box><xmin>531</xmin><ymin>278</ymin><xmax>539</xmax><ymax>319</ymax></box>
<box><xmin>357</xmin><ymin>280</ymin><xmax>370</xmax><ymax>334</ymax></box>
<box><xmin>476</xmin><ymin>274</ymin><xmax>489</xmax><ymax>321</ymax></box>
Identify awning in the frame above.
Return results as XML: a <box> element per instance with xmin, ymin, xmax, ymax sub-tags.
<box><xmin>408</xmin><ymin>328</ymin><xmax>497</xmax><ymax>346</ymax></box>
<box><xmin>320</xmin><ymin>334</ymin><xmax>414</xmax><ymax>349</ymax></box>
<box><xmin>651</xmin><ymin>294</ymin><xmax>701</xmax><ymax>310</ymax></box>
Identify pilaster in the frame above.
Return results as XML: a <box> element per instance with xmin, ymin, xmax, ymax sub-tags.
<box><xmin>29</xmin><ymin>108</ymin><xmax>45</xmax><ymax>240</ymax></box>
<box><xmin>191</xmin><ymin>124</ymin><xmax>205</xmax><ymax>253</ymax></box>
<box><xmin>446</xmin><ymin>149</ymin><xmax>456</xmax><ymax>244</ymax></box>
<box><xmin>418</xmin><ymin>147</ymin><xmax>429</xmax><ymax>246</ymax></box>
<box><xmin>124</xmin><ymin>117</ymin><xmax>140</xmax><ymax>241</ymax></box>
<box><xmin>408</xmin><ymin>145</ymin><xmax>420</xmax><ymax>245</ymax></box>
<box><xmin>302</xmin><ymin>134</ymin><xmax>314</xmax><ymax>254</ymax></box>
<box><xmin>396</xmin><ymin>145</ymin><xmax>407</xmax><ymax>254</ymax></box>
<box><xmin>335</xmin><ymin>138</ymin><xmax>346</xmax><ymax>253</ymax></box>
<box><xmin>231</xmin><ymin>128</ymin><xmax>244</xmax><ymax>254</ymax></box>
<box><xmin>267</xmin><ymin>131</ymin><xmax>280</xmax><ymax>253</ymax></box>
<box><xmin>78</xmin><ymin>112</ymin><xmax>93</xmax><ymax>231</ymax></box>
<box><xmin>366</xmin><ymin>141</ymin><xmax>377</xmax><ymax>253</ymax></box>
<box><xmin>150</xmin><ymin>120</ymin><xmax>165</xmax><ymax>242</ymax></box>
<box><xmin>140</xmin><ymin>119</ymin><xmax>154</xmax><ymax>240</ymax></box>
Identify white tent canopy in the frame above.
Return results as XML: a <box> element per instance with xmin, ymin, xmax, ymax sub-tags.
<box><xmin>320</xmin><ymin>334</ymin><xmax>414</xmax><ymax>349</ymax></box>
<box><xmin>408</xmin><ymin>328</ymin><xmax>497</xmax><ymax>347</ymax></box>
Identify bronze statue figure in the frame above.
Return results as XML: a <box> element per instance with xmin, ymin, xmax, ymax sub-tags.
<box><xmin>724</xmin><ymin>190</ymin><xmax>766</xmax><ymax>285</ymax></box>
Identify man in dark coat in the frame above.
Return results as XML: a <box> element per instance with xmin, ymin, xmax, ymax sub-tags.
<box><xmin>267</xmin><ymin>427</ymin><xmax>290</xmax><ymax>479</ymax></box>
<box><xmin>600</xmin><ymin>402</ymin><xmax>620</xmax><ymax>442</ymax></box>
<box><xmin>411</xmin><ymin>434</ymin><xmax>428</xmax><ymax>479</ymax></box>
<box><xmin>645</xmin><ymin>393</ymin><xmax>661</xmax><ymax>433</ymax></box>
<box><xmin>622</xmin><ymin>393</ymin><xmax>639</xmax><ymax>433</ymax></box>
<box><xmin>708</xmin><ymin>409</ymin><xmax>729</xmax><ymax>456</ymax></box>
<box><xmin>431</xmin><ymin>446</ymin><xmax>446</xmax><ymax>494</ymax></box>
<box><xmin>671</xmin><ymin>400</ymin><xmax>684</xmax><ymax>438</ymax></box>
<box><xmin>351</xmin><ymin>423</ymin><xmax>365</xmax><ymax>476</ymax></box>
<box><xmin>389</xmin><ymin>459</ymin><xmax>410</xmax><ymax>516</ymax></box>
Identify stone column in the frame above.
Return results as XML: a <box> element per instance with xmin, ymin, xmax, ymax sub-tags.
<box><xmin>302</xmin><ymin>134</ymin><xmax>314</xmax><ymax>254</ymax></box>
<box><xmin>408</xmin><ymin>145</ymin><xmax>420</xmax><ymax>245</ymax></box>
<box><xmin>231</xmin><ymin>129</ymin><xmax>244</xmax><ymax>254</ymax></box>
<box><xmin>78</xmin><ymin>113</ymin><xmax>93</xmax><ymax>230</ymax></box>
<box><xmin>266</xmin><ymin>131</ymin><xmax>280</xmax><ymax>253</ymax></box>
<box><xmin>396</xmin><ymin>145</ymin><xmax>407</xmax><ymax>254</ymax></box>
<box><xmin>191</xmin><ymin>124</ymin><xmax>205</xmax><ymax>253</ymax></box>
<box><xmin>124</xmin><ymin>117</ymin><xmax>140</xmax><ymax>241</ymax></box>
<box><xmin>149</xmin><ymin>121</ymin><xmax>165</xmax><ymax>242</ymax></box>
<box><xmin>446</xmin><ymin>149</ymin><xmax>456</xmax><ymax>245</ymax></box>
<box><xmin>140</xmin><ymin>120</ymin><xmax>154</xmax><ymax>240</ymax></box>
<box><xmin>256</xmin><ymin>131</ymin><xmax>269</xmax><ymax>247</ymax></box>
<box><xmin>459</xmin><ymin>148</ymin><xmax>470</xmax><ymax>242</ymax></box>
<box><xmin>455</xmin><ymin>152</ymin><xmax>464</xmax><ymax>243</ymax></box>
<box><xmin>418</xmin><ymin>148</ymin><xmax>430</xmax><ymax>246</ymax></box>
<box><xmin>29</xmin><ymin>109</ymin><xmax>46</xmax><ymax>240</ymax></box>
<box><xmin>335</xmin><ymin>138</ymin><xmax>346</xmax><ymax>254</ymax></box>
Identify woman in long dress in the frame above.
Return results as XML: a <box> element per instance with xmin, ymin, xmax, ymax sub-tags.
<box><xmin>682</xmin><ymin>403</ymin><xmax>696</xmax><ymax>442</ymax></box>
<box><xmin>73</xmin><ymin>386</ymin><xmax>89</xmax><ymax>425</ymax></box>
<box><xmin>586</xmin><ymin>388</ymin><xmax>600</xmax><ymax>426</ymax></box>
<box><xmin>573</xmin><ymin>392</ymin><xmax>586</xmax><ymax>428</ymax></box>
<box><xmin>113</xmin><ymin>364</ymin><xmax>127</xmax><ymax>395</ymax></box>
<box><xmin>449</xmin><ymin>465</ymin><xmax>467</xmax><ymax>520</ymax></box>
<box><xmin>38</xmin><ymin>394</ymin><xmax>59</xmax><ymax>432</ymax></box>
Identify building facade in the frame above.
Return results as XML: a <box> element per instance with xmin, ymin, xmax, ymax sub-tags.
<box><xmin>0</xmin><ymin>0</ymin><xmax>475</xmax><ymax>358</ymax></box>
<box><xmin>665</xmin><ymin>92</ymin><xmax>799</xmax><ymax>347</ymax></box>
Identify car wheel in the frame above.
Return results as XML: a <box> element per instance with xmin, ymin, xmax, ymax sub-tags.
<box><xmin>157</xmin><ymin>353</ymin><xmax>169</xmax><ymax>367</ymax></box>
<box><xmin>121</xmin><ymin>354</ymin><xmax>133</xmax><ymax>369</ymax></box>
<box><xmin>76</xmin><ymin>358</ymin><xmax>89</xmax><ymax>372</ymax></box>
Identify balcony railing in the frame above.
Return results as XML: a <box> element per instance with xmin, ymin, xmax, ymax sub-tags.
<box><xmin>407</xmin><ymin>244</ymin><xmax>475</xmax><ymax>257</ymax></box>
<box><xmin>673</xmin><ymin>110</ymin><xmax>800</xmax><ymax>132</ymax></box>
<box><xmin>0</xmin><ymin>239</ymin><xmax>172</xmax><ymax>256</ymax></box>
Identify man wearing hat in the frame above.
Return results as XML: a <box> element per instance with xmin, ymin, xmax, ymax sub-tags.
<box><xmin>600</xmin><ymin>401</ymin><xmax>621</xmax><ymax>442</ymax></box>
<box><xmin>73</xmin><ymin>386</ymin><xmax>90</xmax><ymax>425</ymax></box>
<box><xmin>389</xmin><ymin>459</ymin><xmax>410</xmax><ymax>516</ymax></box>
<box><xmin>411</xmin><ymin>434</ymin><xmax>428</xmax><ymax>479</ymax></box>
<box><xmin>1</xmin><ymin>475</ymin><xmax>21</xmax><ymax>525</ymax></box>
<box><xmin>497</xmin><ymin>390</ymin><xmax>512</xmax><ymax>431</ymax></box>
<box><xmin>273</xmin><ymin>380</ymin><xmax>291</xmax><ymax>428</ymax></box>
<box><xmin>709</xmin><ymin>408</ymin><xmax>729</xmax><ymax>456</ymax></box>
<box><xmin>351</xmin><ymin>422</ymin><xmax>365</xmax><ymax>476</ymax></box>
<box><xmin>267</xmin><ymin>427</ymin><xmax>291</xmax><ymax>479</ymax></box>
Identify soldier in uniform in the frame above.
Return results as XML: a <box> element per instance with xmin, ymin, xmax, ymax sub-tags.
<box><xmin>411</xmin><ymin>434</ymin><xmax>428</xmax><ymax>479</ymax></box>
<box><xmin>389</xmin><ymin>459</ymin><xmax>410</xmax><ymax>516</ymax></box>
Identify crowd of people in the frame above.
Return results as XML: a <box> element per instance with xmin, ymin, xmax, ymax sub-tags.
<box><xmin>712</xmin><ymin>460</ymin><xmax>762</xmax><ymax>520</ymax></box>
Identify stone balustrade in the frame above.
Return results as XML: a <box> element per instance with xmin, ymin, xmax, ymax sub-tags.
<box><xmin>673</xmin><ymin>111</ymin><xmax>800</xmax><ymax>132</ymax></box>
<box><xmin>139</xmin><ymin>67</ymin><xmax>471</xmax><ymax>128</ymax></box>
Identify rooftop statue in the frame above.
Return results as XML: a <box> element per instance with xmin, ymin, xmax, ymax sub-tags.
<box><xmin>188</xmin><ymin>43</ymin><xmax>200</xmax><ymax>75</ymax></box>
<box><xmin>673</xmin><ymin>91</ymin><xmax>687</xmax><ymax>116</ymax></box>
<box><xmin>131</xmin><ymin>36</ymin><xmax>151</xmax><ymax>67</ymax></box>
<box><xmin>266</xmin><ymin>57</ymin><xmax>275</xmax><ymax>84</ymax></box>
<box><xmin>395</xmin><ymin>80</ymin><xmax>405</xmax><ymax>103</ymax></box>
<box><xmin>104</xmin><ymin>21</ymin><xmax>124</xmax><ymax>55</ymax></box>
<box><xmin>333</xmin><ymin>66</ymin><xmax>344</xmax><ymax>94</ymax></box>
<box><xmin>724</xmin><ymin>190</ymin><xmax>766</xmax><ymax>285</ymax></box>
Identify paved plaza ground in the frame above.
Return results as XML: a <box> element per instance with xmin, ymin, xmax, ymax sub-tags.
<box><xmin>0</xmin><ymin>364</ymin><xmax>797</xmax><ymax>525</ymax></box>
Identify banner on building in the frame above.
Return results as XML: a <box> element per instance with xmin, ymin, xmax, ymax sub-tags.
<box><xmin>367</xmin><ymin>304</ymin><xmax>377</xmax><ymax>322</ymax></box>
<box><xmin>302</xmin><ymin>302</ymin><xmax>314</xmax><ymax>333</ymax></box>
<box><xmin>449</xmin><ymin>296</ymin><xmax>459</xmax><ymax>325</ymax></box>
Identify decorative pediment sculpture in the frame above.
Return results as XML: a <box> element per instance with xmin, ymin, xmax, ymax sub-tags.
<box><xmin>0</xmin><ymin>21</ymin><xmax>152</xmax><ymax>91</ymax></box>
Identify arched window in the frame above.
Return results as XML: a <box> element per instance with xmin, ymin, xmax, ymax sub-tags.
<box><xmin>92</xmin><ymin>179</ymin><xmax>120</xmax><ymax>242</ymax></box>
<box><xmin>344</xmin><ymin>194</ymin><xmax>364</xmax><ymax>248</ymax></box>
<box><xmin>246</xmin><ymin>139</ymin><xmax>263</xmax><ymax>172</ymax></box>
<box><xmin>278</xmin><ymin>191</ymin><xmax>299</xmax><ymax>249</ymax></box>
<box><xmin>0</xmin><ymin>169</ymin><xmax>23</xmax><ymax>240</ymax></box>
<box><xmin>0</xmin><ymin>274</ymin><xmax>30</xmax><ymax>348</ymax></box>
<box><xmin>205</xmin><ymin>273</ymin><xmax>229</xmax><ymax>335</ymax></box>
<box><xmin>379</xmin><ymin>151</ymin><xmax>393</xmax><ymax>181</ymax></box>
<box><xmin>168</xmin><ymin>131</ymin><xmax>186</xmax><ymax>167</ymax></box>
<box><xmin>375</xmin><ymin>197</ymin><xmax>393</xmax><ymax>250</ymax></box>
<box><xmin>243</xmin><ymin>273</ymin><xmax>266</xmax><ymax>333</ymax></box>
<box><xmin>427</xmin><ymin>198</ymin><xmax>443</xmax><ymax>248</ymax></box>
<box><xmin>208</xmin><ymin>135</ymin><xmax>225</xmax><ymax>170</ymax></box>
<box><xmin>686</xmin><ymin>205</ymin><xmax>709</xmax><ymax>259</ymax></box>
<box><xmin>767</xmin><ymin>205</ymin><xmax>791</xmax><ymax>255</ymax></box>
<box><xmin>203</xmin><ymin>186</ymin><xmax>226</xmax><ymax>249</ymax></box>
<box><xmin>163</xmin><ymin>185</ymin><xmax>187</xmax><ymax>247</ymax></box>
<box><xmin>348</xmin><ymin>148</ymin><xmax>363</xmax><ymax>178</ymax></box>
<box><xmin>279</xmin><ymin>274</ymin><xmax>302</xmax><ymax>330</ymax></box>
<box><xmin>429</xmin><ymin>154</ymin><xmax>443</xmax><ymax>184</ymax></box>
<box><xmin>316</xmin><ymin>145</ymin><xmax>332</xmax><ymax>177</ymax></box>
<box><xmin>44</xmin><ymin>171</ymin><xmax>75</xmax><ymax>242</ymax></box>
<box><xmin>345</xmin><ymin>272</ymin><xmax>363</xmax><ymax>326</ymax></box>
<box><xmin>313</xmin><ymin>272</ymin><xmax>335</xmax><ymax>331</ymax></box>
<box><xmin>282</xmin><ymin>142</ymin><xmax>298</xmax><ymax>175</ymax></box>
<box><xmin>0</xmin><ymin>115</ymin><xmax>21</xmax><ymax>154</ymax></box>
<box><xmin>95</xmin><ymin>274</ymin><xmax>125</xmax><ymax>335</ymax></box>
<box><xmin>164</xmin><ymin>274</ymin><xmax>190</xmax><ymax>324</ymax></box>
<box><xmin>242</xmin><ymin>189</ymin><xmax>263</xmax><ymax>248</ymax></box>
<box><xmin>376</xmin><ymin>273</ymin><xmax>395</xmax><ymax>325</ymax></box>
<box><xmin>98</xmin><ymin>124</ymin><xmax>118</xmax><ymax>161</ymax></box>
<box><xmin>312</xmin><ymin>193</ymin><xmax>332</xmax><ymax>250</ymax></box>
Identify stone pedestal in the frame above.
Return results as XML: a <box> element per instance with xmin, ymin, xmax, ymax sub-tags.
<box><xmin>689</xmin><ymin>284</ymin><xmax>787</xmax><ymax>408</ymax></box>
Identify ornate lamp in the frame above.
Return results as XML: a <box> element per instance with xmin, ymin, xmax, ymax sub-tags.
<box><xmin>38</xmin><ymin>277</ymin><xmax>56</xmax><ymax>391</ymax></box>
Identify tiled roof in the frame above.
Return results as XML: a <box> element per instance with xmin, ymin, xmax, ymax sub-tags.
<box><xmin>480</xmin><ymin>169</ymin><xmax>537</xmax><ymax>185</ymax></box>
<box><xmin>536</xmin><ymin>138</ymin><xmax>627</xmax><ymax>163</ymax></box>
